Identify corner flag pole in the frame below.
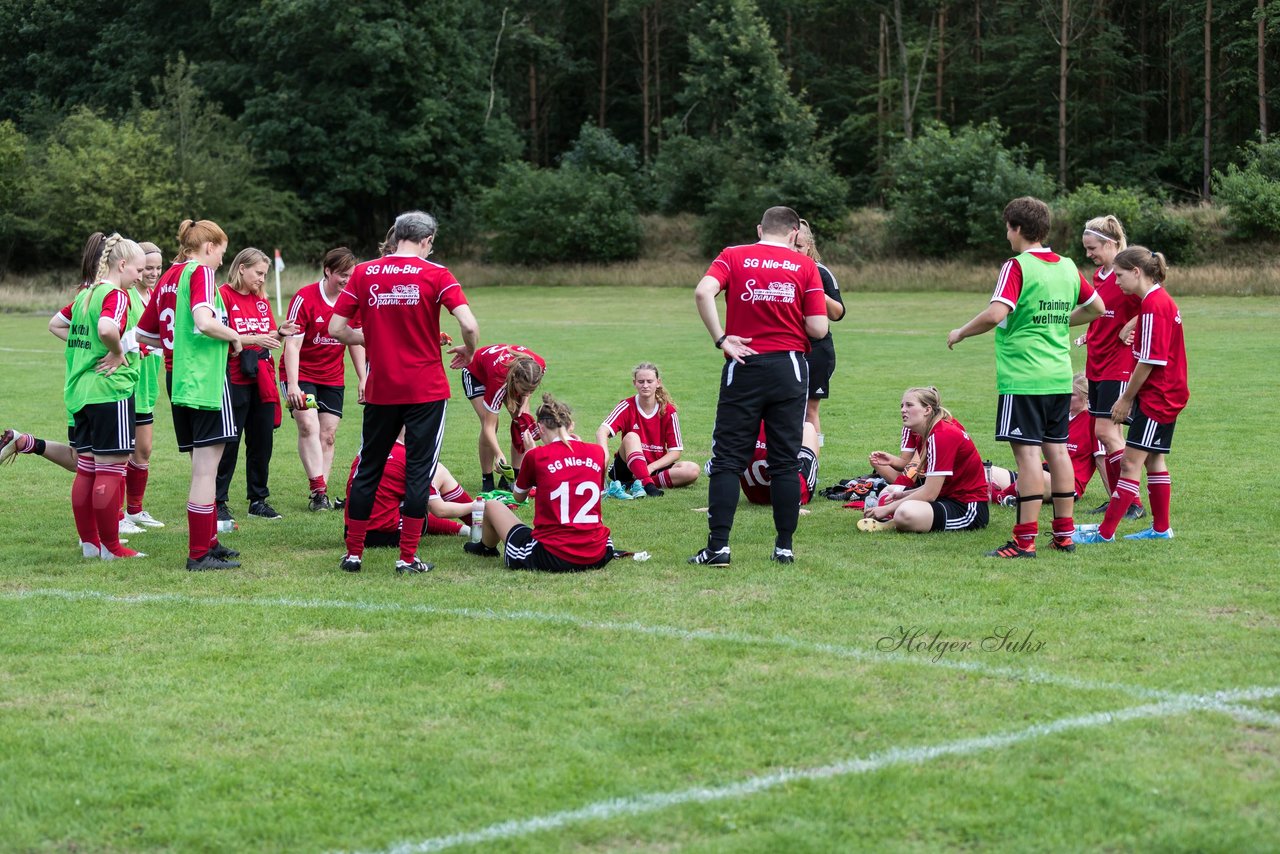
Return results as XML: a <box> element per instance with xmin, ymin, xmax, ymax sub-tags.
<box><xmin>273</xmin><ymin>248</ymin><xmax>285</xmax><ymax>315</ymax></box>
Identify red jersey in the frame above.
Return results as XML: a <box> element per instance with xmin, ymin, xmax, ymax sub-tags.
<box><xmin>59</xmin><ymin>292</ymin><xmax>128</xmax><ymax>329</ymax></box>
<box><xmin>1132</xmin><ymin>286</ymin><xmax>1188</xmax><ymax>422</ymax></box>
<box><xmin>705</xmin><ymin>242</ymin><xmax>826</xmax><ymax>354</ymax></box>
<box><xmin>1084</xmin><ymin>267</ymin><xmax>1140</xmax><ymax>381</ymax></box>
<box><xmin>918</xmin><ymin>419</ymin><xmax>987</xmax><ymax>503</ymax></box>
<box><xmin>137</xmin><ymin>262</ymin><xmax>221</xmax><ymax>372</ymax></box>
<box><xmin>465</xmin><ymin>344</ymin><xmax>546</xmax><ymax>412</ymax></box>
<box><xmin>901</xmin><ymin>417</ymin><xmax>966</xmax><ymax>456</ymax></box>
<box><xmin>514</xmin><ymin>439</ymin><xmax>610</xmax><ymax>564</ymax></box>
<box><xmin>600</xmin><ymin>396</ymin><xmax>683</xmax><ymax>463</ymax></box>
<box><xmin>333</xmin><ymin>254</ymin><xmax>467</xmax><ymax>404</ymax></box>
<box><xmin>220</xmin><ymin>285</ymin><xmax>277</xmax><ymax>385</ymax></box>
<box><xmin>284</xmin><ymin>282</ymin><xmax>360</xmax><ymax>387</ymax></box>
<box><xmin>738</xmin><ymin>425</ymin><xmax>813</xmax><ymax>505</ymax></box>
<box><xmin>1066</xmin><ymin>410</ymin><xmax>1103</xmax><ymax>498</ymax></box>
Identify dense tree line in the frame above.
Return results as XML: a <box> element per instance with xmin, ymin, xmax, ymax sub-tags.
<box><xmin>0</xmin><ymin>0</ymin><xmax>1276</xmax><ymax>270</ymax></box>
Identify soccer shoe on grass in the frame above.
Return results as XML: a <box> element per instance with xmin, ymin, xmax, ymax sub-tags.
<box><xmin>248</xmin><ymin>500</ymin><xmax>282</xmax><ymax>520</ymax></box>
<box><xmin>1072</xmin><ymin>529</ymin><xmax>1115</xmax><ymax>545</ymax></box>
<box><xmin>604</xmin><ymin>480</ymin><xmax>634</xmax><ymax>500</ymax></box>
<box><xmin>187</xmin><ymin>554</ymin><xmax>240</xmax><ymax>571</ymax></box>
<box><xmin>308</xmin><ymin>491</ymin><xmax>332</xmax><ymax>512</ymax></box>
<box><xmin>395</xmin><ymin>557</ymin><xmax>434</xmax><ymax>574</ymax></box>
<box><xmin>209</xmin><ymin>543</ymin><xmax>240</xmax><ymax>560</ymax></box>
<box><xmin>628</xmin><ymin>480</ymin><xmax>646</xmax><ymax>499</ymax></box>
<box><xmin>339</xmin><ymin>554</ymin><xmax>362</xmax><ymax>572</ymax></box>
<box><xmin>1124</xmin><ymin>527</ymin><xmax>1174</xmax><ymax>540</ymax></box>
<box><xmin>770</xmin><ymin>547</ymin><xmax>795</xmax><ymax>564</ymax></box>
<box><xmin>985</xmin><ymin>540</ymin><xmax>1036</xmax><ymax>558</ymax></box>
<box><xmin>1050</xmin><ymin>535</ymin><xmax>1076</xmax><ymax>553</ymax></box>
<box><xmin>856</xmin><ymin>517</ymin><xmax>893</xmax><ymax>532</ymax></box>
<box><xmin>463</xmin><ymin>541</ymin><xmax>499</xmax><ymax>557</ymax></box>
<box><xmin>126</xmin><ymin>510</ymin><xmax>165</xmax><ymax>528</ymax></box>
<box><xmin>119</xmin><ymin>516</ymin><xmax>146</xmax><ymax>535</ymax></box>
<box><xmin>1086</xmin><ymin>500</ymin><xmax>1110</xmax><ymax>515</ymax></box>
<box><xmin>101</xmin><ymin>545</ymin><xmax>146</xmax><ymax>560</ymax></box>
<box><xmin>0</xmin><ymin>429</ymin><xmax>17</xmax><ymax>464</ymax></box>
<box><xmin>81</xmin><ymin>541</ymin><xmax>101</xmax><ymax>558</ymax></box>
<box><xmin>687</xmin><ymin>546</ymin><xmax>731</xmax><ymax>566</ymax></box>
<box><xmin>1123</xmin><ymin>502</ymin><xmax>1146</xmax><ymax>521</ymax></box>
<box><xmin>643</xmin><ymin>483</ymin><xmax>664</xmax><ymax>498</ymax></box>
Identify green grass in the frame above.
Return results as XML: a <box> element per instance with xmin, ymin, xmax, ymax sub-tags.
<box><xmin>1</xmin><ymin>288</ymin><xmax>1277</xmax><ymax>851</ymax></box>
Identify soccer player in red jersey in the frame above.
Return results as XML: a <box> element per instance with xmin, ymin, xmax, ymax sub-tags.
<box><xmin>1075</xmin><ymin>247</ymin><xmax>1187</xmax><ymax>545</ymax></box>
<box><xmin>329</xmin><ymin>210</ymin><xmax>479</xmax><ymax>575</ymax></box>
<box><xmin>738</xmin><ymin>420</ymin><xmax>820</xmax><ymax>508</ymax></box>
<box><xmin>1079</xmin><ymin>215</ymin><xmax>1145</xmax><ymax>518</ymax></box>
<box><xmin>283</xmin><ymin>247</ymin><xmax>367</xmax><ymax>511</ymax></box>
<box><xmin>861</xmin><ymin>387</ymin><xmax>990</xmax><ymax>534</ymax></box>
<box><xmin>215</xmin><ymin>248</ymin><xmax>295</xmax><ymax>522</ymax></box>
<box><xmin>597</xmin><ymin>362</ymin><xmax>699</xmax><ymax>498</ymax></box>
<box><xmin>460</xmin><ymin>343</ymin><xmax>546</xmax><ymax>492</ymax></box>
<box><xmin>343</xmin><ymin>439</ymin><xmax>477</xmax><ymax>547</ymax></box>
<box><xmin>463</xmin><ymin>394</ymin><xmax>615</xmax><ymax>572</ymax></box>
<box><xmin>690</xmin><ymin>206</ymin><xmax>829</xmax><ymax>565</ymax></box>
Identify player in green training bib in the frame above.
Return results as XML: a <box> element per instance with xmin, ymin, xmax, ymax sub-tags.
<box><xmin>947</xmin><ymin>197</ymin><xmax>1105</xmax><ymax>559</ymax></box>
<box><xmin>63</xmin><ymin>234</ymin><xmax>149</xmax><ymax>561</ymax></box>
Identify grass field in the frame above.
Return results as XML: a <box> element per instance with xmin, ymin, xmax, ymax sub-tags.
<box><xmin>1</xmin><ymin>287</ymin><xmax>1277</xmax><ymax>852</ymax></box>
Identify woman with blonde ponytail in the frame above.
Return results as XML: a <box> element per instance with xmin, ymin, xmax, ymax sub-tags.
<box><xmin>859</xmin><ymin>387</ymin><xmax>989</xmax><ymax>534</ymax></box>
<box><xmin>596</xmin><ymin>362</ymin><xmax>699</xmax><ymax>499</ymax></box>
<box><xmin>62</xmin><ymin>233</ymin><xmax>148</xmax><ymax>559</ymax></box>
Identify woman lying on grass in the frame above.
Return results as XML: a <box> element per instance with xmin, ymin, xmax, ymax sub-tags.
<box><xmin>859</xmin><ymin>387</ymin><xmax>990</xmax><ymax>534</ymax></box>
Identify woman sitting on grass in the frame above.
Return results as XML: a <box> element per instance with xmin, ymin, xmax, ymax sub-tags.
<box><xmin>464</xmin><ymin>394</ymin><xmax>615</xmax><ymax>572</ymax></box>
<box><xmin>859</xmin><ymin>387</ymin><xmax>989</xmax><ymax>534</ymax></box>
<box><xmin>598</xmin><ymin>361</ymin><xmax>699</xmax><ymax>499</ymax></box>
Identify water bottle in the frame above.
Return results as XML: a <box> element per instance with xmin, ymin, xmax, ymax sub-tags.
<box><xmin>470</xmin><ymin>499</ymin><xmax>484</xmax><ymax>543</ymax></box>
<box><xmin>983</xmin><ymin>460</ymin><xmax>994</xmax><ymax>502</ymax></box>
<box><xmin>865</xmin><ymin>489</ymin><xmax>879</xmax><ymax>511</ymax></box>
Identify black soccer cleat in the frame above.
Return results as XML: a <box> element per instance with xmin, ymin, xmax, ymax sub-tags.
<box><xmin>309</xmin><ymin>491</ymin><xmax>333</xmax><ymax>512</ymax></box>
<box><xmin>186</xmin><ymin>554</ymin><xmax>240</xmax><ymax>571</ymax></box>
<box><xmin>395</xmin><ymin>557</ymin><xmax>434</xmax><ymax>574</ymax></box>
<box><xmin>209</xmin><ymin>542</ymin><xmax>240</xmax><ymax>560</ymax></box>
<box><xmin>1050</xmin><ymin>535</ymin><xmax>1076</xmax><ymax>553</ymax></box>
<box><xmin>463</xmin><ymin>541</ymin><xmax>499</xmax><ymax>558</ymax></box>
<box><xmin>248</xmin><ymin>500</ymin><xmax>282</xmax><ymax>520</ymax></box>
<box><xmin>985</xmin><ymin>540</ymin><xmax>1036</xmax><ymax>559</ymax></box>
<box><xmin>687</xmin><ymin>546</ymin><xmax>731</xmax><ymax>566</ymax></box>
<box><xmin>339</xmin><ymin>554</ymin><xmax>362</xmax><ymax>573</ymax></box>
<box><xmin>643</xmin><ymin>483</ymin><xmax>665</xmax><ymax>498</ymax></box>
<box><xmin>770</xmin><ymin>547</ymin><xmax>795</xmax><ymax>564</ymax></box>
<box><xmin>1123</xmin><ymin>502</ymin><xmax>1146</xmax><ymax>521</ymax></box>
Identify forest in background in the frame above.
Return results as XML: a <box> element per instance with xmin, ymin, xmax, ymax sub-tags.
<box><xmin>3</xmin><ymin>0</ymin><xmax>1280</xmax><ymax>272</ymax></box>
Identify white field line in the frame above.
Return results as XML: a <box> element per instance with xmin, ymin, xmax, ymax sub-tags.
<box><xmin>4</xmin><ymin>588</ymin><xmax>1276</xmax><ymax>728</ymax></box>
<box><xmin>356</xmin><ymin>686</ymin><xmax>1280</xmax><ymax>854</ymax></box>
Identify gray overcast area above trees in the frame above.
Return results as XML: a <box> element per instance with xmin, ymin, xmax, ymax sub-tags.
<box><xmin>2</xmin><ymin>0</ymin><xmax>1280</xmax><ymax>272</ymax></box>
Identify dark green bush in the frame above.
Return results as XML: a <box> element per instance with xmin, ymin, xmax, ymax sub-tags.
<box><xmin>885</xmin><ymin>121</ymin><xmax>1054</xmax><ymax>257</ymax></box>
<box><xmin>479</xmin><ymin>162</ymin><xmax>642</xmax><ymax>264</ymax></box>
<box><xmin>1213</xmin><ymin>140</ymin><xmax>1280</xmax><ymax>239</ymax></box>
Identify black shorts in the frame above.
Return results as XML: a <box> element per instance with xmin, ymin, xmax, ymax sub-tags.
<box><xmin>1088</xmin><ymin>380</ymin><xmax>1131</xmax><ymax>421</ymax></box>
<box><xmin>461</xmin><ymin>368</ymin><xmax>485</xmax><ymax>400</ymax></box>
<box><xmin>294</xmin><ymin>381</ymin><xmax>345</xmax><ymax>417</ymax></box>
<box><xmin>608</xmin><ymin>453</ymin><xmax>672</xmax><ymax>485</ymax></box>
<box><xmin>806</xmin><ymin>336</ymin><xmax>836</xmax><ymax>400</ymax></box>
<box><xmin>502</xmin><ymin>524</ymin><xmax>614</xmax><ymax>572</ymax></box>
<box><xmin>1126</xmin><ymin>401</ymin><xmax>1177</xmax><ymax>454</ymax></box>
<box><xmin>70</xmin><ymin>399</ymin><xmax>136</xmax><ymax>456</ymax></box>
<box><xmin>995</xmin><ymin>393</ymin><xmax>1070</xmax><ymax>445</ymax></box>
<box><xmin>929</xmin><ymin>498</ymin><xmax>990</xmax><ymax>532</ymax></box>
<box><xmin>135</xmin><ymin>411</ymin><xmax>154</xmax><ymax>426</ymax></box>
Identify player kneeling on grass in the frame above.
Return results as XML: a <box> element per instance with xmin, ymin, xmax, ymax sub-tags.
<box><xmin>860</xmin><ymin>387</ymin><xmax>989</xmax><ymax>534</ymax></box>
<box><xmin>1074</xmin><ymin>247</ymin><xmax>1187</xmax><ymax>545</ymax></box>
<box><xmin>343</xmin><ymin>432</ymin><xmax>479</xmax><ymax>547</ymax></box>
<box><xmin>598</xmin><ymin>361</ymin><xmax>700</xmax><ymax>499</ymax></box>
<box><xmin>738</xmin><ymin>420</ymin><xmax>820</xmax><ymax>509</ymax></box>
<box><xmin>464</xmin><ymin>394</ymin><xmax>615</xmax><ymax>573</ymax></box>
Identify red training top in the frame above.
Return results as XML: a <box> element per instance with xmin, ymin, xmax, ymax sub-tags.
<box><xmin>284</xmin><ymin>281</ymin><xmax>361</xmax><ymax>387</ymax></box>
<box><xmin>220</xmin><ymin>285</ymin><xmax>277</xmax><ymax>386</ymax></box>
<box><xmin>1084</xmin><ymin>267</ymin><xmax>1141</xmax><ymax>382</ymax></box>
<box><xmin>704</xmin><ymin>241</ymin><xmax>826</xmax><ymax>354</ymax></box>
<box><xmin>514</xmin><ymin>438</ymin><xmax>611</xmax><ymax>565</ymax></box>
<box><xmin>1132</xmin><ymin>285</ymin><xmax>1189</xmax><ymax>422</ymax></box>
<box><xmin>600</xmin><ymin>396</ymin><xmax>683</xmax><ymax>464</ymax></box>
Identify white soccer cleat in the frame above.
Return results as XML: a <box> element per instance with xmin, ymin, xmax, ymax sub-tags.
<box><xmin>119</xmin><ymin>517</ymin><xmax>146</xmax><ymax>535</ymax></box>
<box><xmin>126</xmin><ymin>510</ymin><xmax>165</xmax><ymax>528</ymax></box>
<box><xmin>81</xmin><ymin>541</ymin><xmax>102</xmax><ymax>558</ymax></box>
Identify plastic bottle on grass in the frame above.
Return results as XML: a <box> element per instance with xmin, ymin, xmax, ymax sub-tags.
<box><xmin>470</xmin><ymin>499</ymin><xmax>484</xmax><ymax>543</ymax></box>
